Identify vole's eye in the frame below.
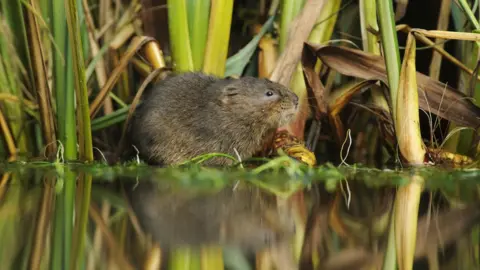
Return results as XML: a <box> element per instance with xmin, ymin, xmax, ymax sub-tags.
<box><xmin>266</xmin><ymin>91</ymin><xmax>274</xmax><ymax>97</ymax></box>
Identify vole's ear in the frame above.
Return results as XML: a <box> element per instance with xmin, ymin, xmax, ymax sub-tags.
<box><xmin>220</xmin><ymin>85</ymin><xmax>239</xmax><ymax>104</ymax></box>
<box><xmin>262</xmin><ymin>78</ymin><xmax>273</xmax><ymax>83</ymax></box>
<box><xmin>222</xmin><ymin>86</ymin><xmax>239</xmax><ymax>95</ymax></box>
<box><xmin>225</xmin><ymin>75</ymin><xmax>239</xmax><ymax>80</ymax></box>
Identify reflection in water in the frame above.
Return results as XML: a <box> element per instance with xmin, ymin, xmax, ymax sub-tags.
<box><xmin>125</xmin><ymin>179</ymin><xmax>295</xmax><ymax>252</ymax></box>
<box><xmin>1</xmin><ymin>165</ymin><xmax>480</xmax><ymax>269</ymax></box>
<box><xmin>124</xmin><ymin>178</ymin><xmax>299</xmax><ymax>269</ymax></box>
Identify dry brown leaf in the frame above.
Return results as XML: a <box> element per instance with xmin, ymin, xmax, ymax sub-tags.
<box><xmin>301</xmin><ymin>42</ymin><xmax>329</xmax><ymax>120</ymax></box>
<box><xmin>305</xmin><ymin>43</ymin><xmax>480</xmax><ymax>129</ymax></box>
<box><xmin>328</xmin><ymin>80</ymin><xmax>378</xmax><ymax>116</ymax></box>
<box><xmin>326</xmin><ymin>80</ymin><xmax>379</xmax><ymax>142</ymax></box>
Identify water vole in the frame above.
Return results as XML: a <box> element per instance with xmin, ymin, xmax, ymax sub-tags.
<box><xmin>127</xmin><ymin>72</ymin><xmax>298</xmax><ymax>165</ymax></box>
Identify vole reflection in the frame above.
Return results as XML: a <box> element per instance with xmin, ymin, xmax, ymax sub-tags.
<box><xmin>125</xmin><ymin>179</ymin><xmax>295</xmax><ymax>252</ymax></box>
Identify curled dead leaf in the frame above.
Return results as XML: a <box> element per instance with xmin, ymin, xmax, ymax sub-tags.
<box><xmin>272</xmin><ymin>130</ymin><xmax>317</xmax><ymax>166</ymax></box>
<box><xmin>426</xmin><ymin>147</ymin><xmax>474</xmax><ymax>168</ymax></box>
<box><xmin>304</xmin><ymin>43</ymin><xmax>480</xmax><ymax>129</ymax></box>
<box><xmin>395</xmin><ymin>32</ymin><xmax>426</xmax><ymax>164</ymax></box>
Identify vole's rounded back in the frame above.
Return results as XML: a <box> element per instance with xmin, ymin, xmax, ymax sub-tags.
<box><xmin>127</xmin><ymin>72</ymin><xmax>298</xmax><ymax>165</ymax></box>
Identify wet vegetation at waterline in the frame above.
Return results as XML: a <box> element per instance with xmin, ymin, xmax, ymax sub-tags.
<box><xmin>0</xmin><ymin>0</ymin><xmax>480</xmax><ymax>269</ymax></box>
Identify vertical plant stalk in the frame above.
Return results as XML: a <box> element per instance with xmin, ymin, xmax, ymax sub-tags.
<box><xmin>50</xmin><ymin>0</ymin><xmax>78</xmax><ymax>267</ymax></box>
<box><xmin>50</xmin><ymin>0</ymin><xmax>67</xmax><ymax>142</ymax></box>
<box><xmin>269</xmin><ymin>0</ymin><xmax>326</xmax><ymax>87</ymax></box>
<box><xmin>77</xmin><ymin>0</ymin><xmax>90</xmax><ymax>71</ymax></box>
<box><xmin>360</xmin><ymin>0</ymin><xmax>380</xmax><ymax>54</ymax></box>
<box><xmin>383</xmin><ymin>212</ymin><xmax>397</xmax><ymax>269</ymax></box>
<box><xmin>186</xmin><ymin>0</ymin><xmax>210</xmax><ymax>71</ymax></box>
<box><xmin>167</xmin><ymin>0</ymin><xmax>194</xmax><ymax>72</ymax></box>
<box><xmin>64</xmin><ymin>45</ymin><xmax>78</xmax><ymax>270</ymax></box>
<box><xmin>65</xmin><ymin>0</ymin><xmax>94</xmax><ymax>160</ymax></box>
<box><xmin>202</xmin><ymin>0</ymin><xmax>234</xmax><ymax>76</ymax></box>
<box><xmin>72</xmin><ymin>173</ymin><xmax>93</xmax><ymax>270</ymax></box>
<box><xmin>144</xmin><ymin>244</ymin><xmax>162</xmax><ymax>270</ymax></box>
<box><xmin>118</xmin><ymin>48</ymin><xmax>132</xmax><ymax>104</ymax></box>
<box><xmin>359</xmin><ymin>0</ymin><xmax>392</xmax><ymax>164</ymax></box>
<box><xmin>394</xmin><ymin>33</ymin><xmax>425</xmax><ymax>270</ymax></box>
<box><xmin>169</xmin><ymin>247</ymin><xmax>195</xmax><ymax>270</ymax></box>
<box><xmin>395</xmin><ymin>34</ymin><xmax>426</xmax><ymax>163</ymax></box>
<box><xmin>394</xmin><ymin>177</ymin><xmax>422</xmax><ymax>270</ymax></box>
<box><xmin>376</xmin><ymin>0</ymin><xmax>402</xmax><ymax>268</ymax></box>
<box><xmin>30</xmin><ymin>177</ymin><xmax>55</xmax><ymax>270</ymax></box>
<box><xmin>201</xmin><ymin>246</ymin><xmax>224</xmax><ymax>270</ymax></box>
<box><xmin>256</xmin><ymin>250</ymin><xmax>273</xmax><ymax>270</ymax></box>
<box><xmin>428</xmin><ymin>0</ymin><xmax>452</xmax><ymax>80</ymax></box>
<box><xmin>279</xmin><ymin>0</ymin><xmax>305</xmax><ymax>52</ymax></box>
<box><xmin>26</xmin><ymin>0</ymin><xmax>58</xmax><ymax>156</ymax></box>
<box><xmin>287</xmin><ymin>0</ymin><xmax>340</xmax><ymax>140</ymax></box>
<box><xmin>376</xmin><ymin>0</ymin><xmax>401</xmax><ymax>119</ymax></box>
<box><xmin>360</xmin><ymin>0</ymin><xmax>389</xmax><ymax>112</ymax></box>
<box><xmin>65</xmin><ymin>0</ymin><xmax>94</xmax><ymax>269</ymax></box>
<box><xmin>258</xmin><ymin>34</ymin><xmax>278</xmax><ymax>78</ymax></box>
<box><xmin>98</xmin><ymin>0</ymin><xmax>113</xmax><ymax>82</ymax></box>
<box><xmin>24</xmin><ymin>0</ymin><xmax>58</xmax><ymax>268</ymax></box>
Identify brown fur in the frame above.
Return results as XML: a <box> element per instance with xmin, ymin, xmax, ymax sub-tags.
<box><xmin>126</xmin><ymin>72</ymin><xmax>298</xmax><ymax>166</ymax></box>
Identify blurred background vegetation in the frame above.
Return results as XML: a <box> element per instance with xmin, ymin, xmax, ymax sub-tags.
<box><xmin>0</xmin><ymin>0</ymin><xmax>480</xmax><ymax>269</ymax></box>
